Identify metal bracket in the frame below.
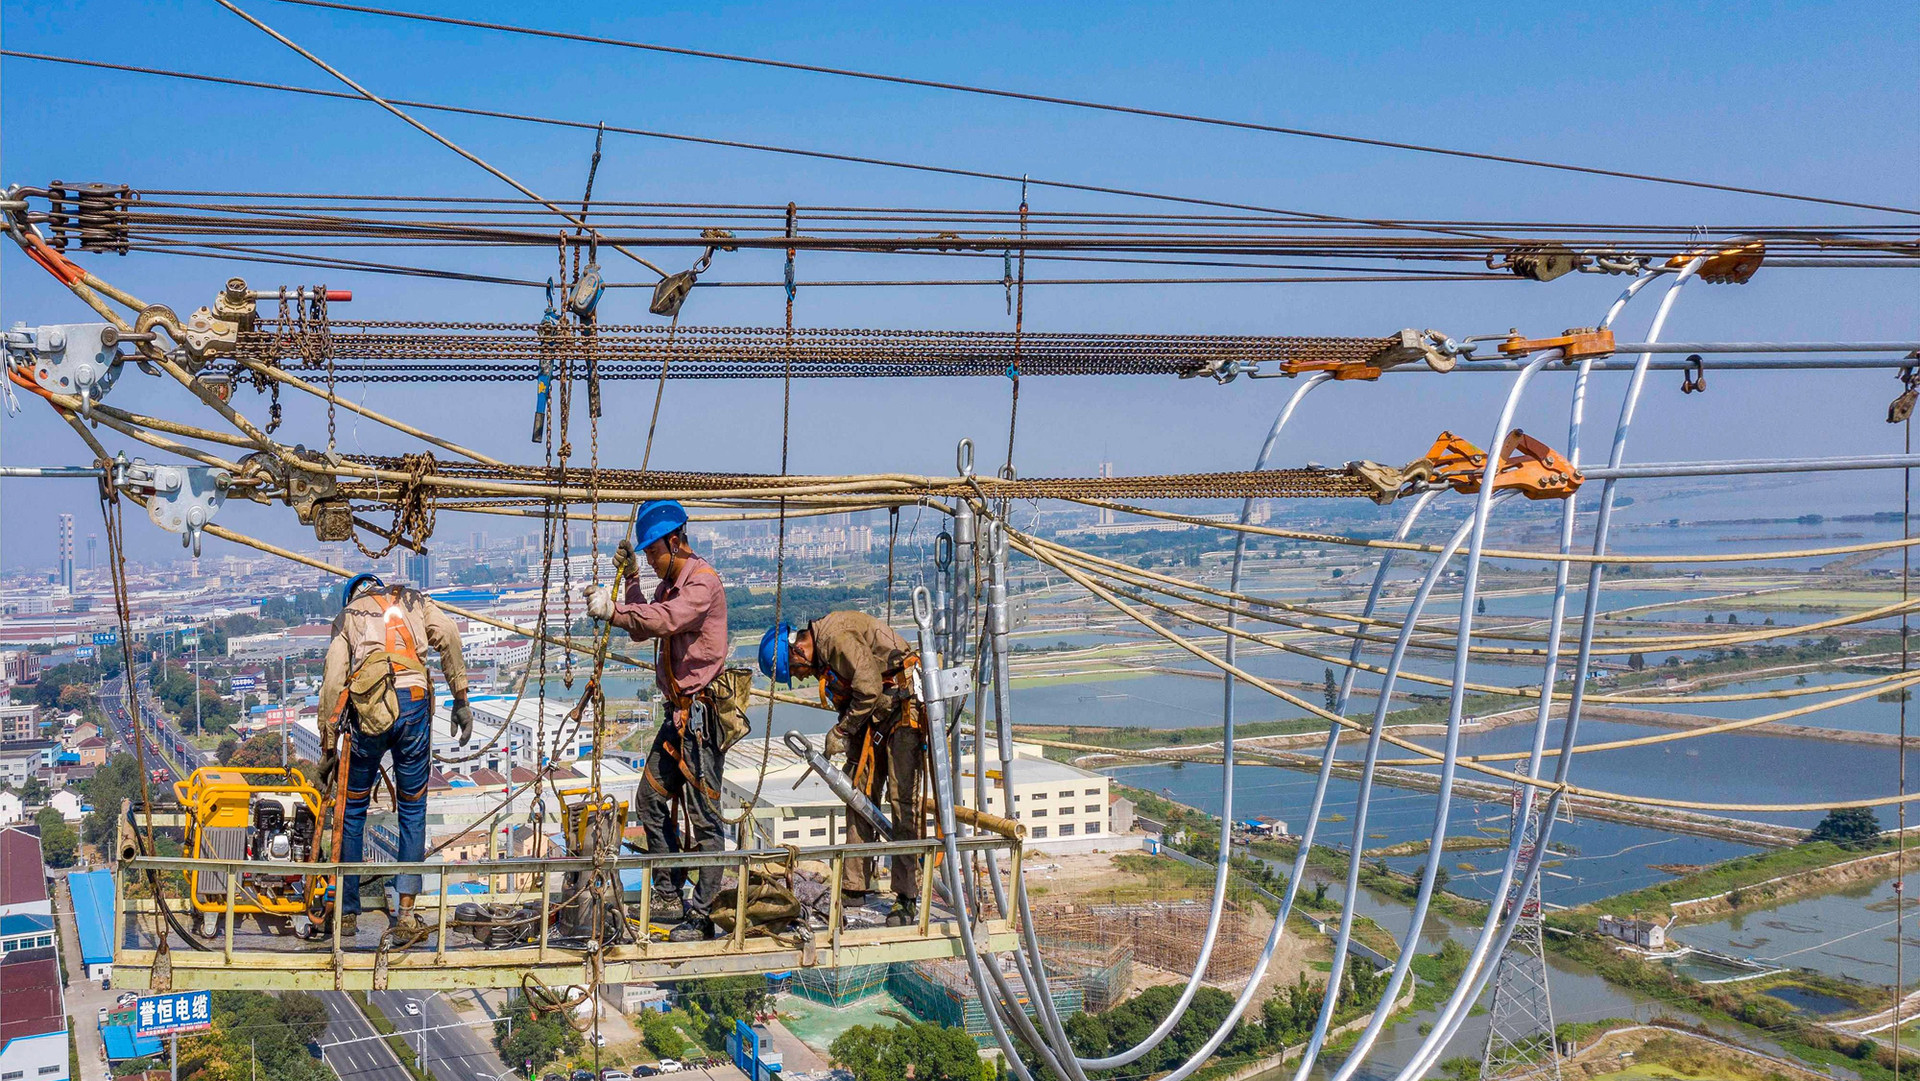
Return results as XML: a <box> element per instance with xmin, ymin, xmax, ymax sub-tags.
<box><xmin>123</xmin><ymin>459</ymin><xmax>230</xmax><ymax>555</ymax></box>
<box><xmin>911</xmin><ymin>664</ymin><xmax>973</xmax><ymax>703</ymax></box>
<box><xmin>5</xmin><ymin>321</ymin><xmax>124</xmax><ymax>412</ymax></box>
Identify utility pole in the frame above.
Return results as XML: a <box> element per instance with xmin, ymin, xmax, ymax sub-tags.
<box><xmin>169</xmin><ymin>1034</ymin><xmax>177</xmax><ymax>1081</ymax></box>
<box><xmin>280</xmin><ymin>654</ymin><xmax>290</xmax><ymax>768</ymax></box>
<box><xmin>192</xmin><ymin>634</ymin><xmax>201</xmax><ymax>738</ymax></box>
<box><xmin>251</xmin><ymin>1037</ymin><xmax>257</xmax><ymax>1081</ymax></box>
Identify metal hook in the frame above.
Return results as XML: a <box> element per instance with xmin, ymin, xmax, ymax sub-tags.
<box><xmin>935</xmin><ymin>531</ymin><xmax>954</xmax><ymax>571</ymax></box>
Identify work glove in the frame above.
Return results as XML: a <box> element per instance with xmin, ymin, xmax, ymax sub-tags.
<box><xmin>450</xmin><ymin>699</ymin><xmax>473</xmax><ymax>744</ymax></box>
<box><xmin>823</xmin><ymin>725</ymin><xmax>850</xmax><ymax>761</ymax></box>
<box><xmin>616</xmin><ymin>538</ymin><xmax>638</xmax><ymax>579</ymax></box>
<box><xmin>316</xmin><ymin>749</ymin><xmax>339</xmax><ymax>795</ymax></box>
<box><xmin>583</xmin><ymin>584</ymin><xmax>615</xmax><ymax>622</ymax></box>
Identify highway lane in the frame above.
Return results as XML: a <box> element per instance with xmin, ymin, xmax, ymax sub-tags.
<box><xmin>318</xmin><ymin>991</ymin><xmax>415</xmax><ymax>1081</ymax></box>
<box><xmin>370</xmin><ymin>990</ymin><xmax>515</xmax><ymax>1081</ymax></box>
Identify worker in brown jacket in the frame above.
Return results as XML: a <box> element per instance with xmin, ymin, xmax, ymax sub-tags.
<box><xmin>318</xmin><ymin>572</ymin><xmax>472</xmax><ymax>940</ymax></box>
<box><xmin>760</xmin><ymin>610</ymin><xmax>923</xmax><ymax>926</ymax></box>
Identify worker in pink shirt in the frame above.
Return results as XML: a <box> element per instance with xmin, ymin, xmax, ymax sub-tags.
<box><xmin>584</xmin><ymin>499</ymin><xmax>730</xmax><ymax>941</ymax></box>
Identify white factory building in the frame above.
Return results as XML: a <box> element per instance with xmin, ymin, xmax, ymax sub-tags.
<box><xmin>722</xmin><ymin>739</ymin><xmax>1127</xmax><ymax>856</ymax></box>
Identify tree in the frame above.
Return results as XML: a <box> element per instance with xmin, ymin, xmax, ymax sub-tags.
<box><xmin>216</xmin><ymin>737</ymin><xmax>239</xmax><ymax>765</ymax></box>
<box><xmin>1475</xmin><ymin>597</ymin><xmax>1487</xmax><ymax>615</ymax></box>
<box><xmin>831</xmin><ymin>1021</ymin><xmax>991</xmax><ymax>1081</ymax></box>
<box><xmin>1627</xmin><ymin>652</ymin><xmax>1646</xmax><ymax>672</ymax></box>
<box><xmin>36</xmin><ymin>807</ymin><xmax>78</xmax><ymax>868</ymax></box>
<box><xmin>81</xmin><ymin>753</ymin><xmax>145</xmax><ymax>848</ymax></box>
<box><xmin>1807</xmin><ymin>807</ymin><xmax>1882</xmax><ymax>849</ymax></box>
<box><xmin>495</xmin><ymin>999</ymin><xmax>581</xmax><ymax>1071</ymax></box>
<box><xmin>1322</xmin><ymin>668</ymin><xmax>1339</xmax><ymax>712</ymax></box>
<box><xmin>21</xmin><ymin>775</ymin><xmax>49</xmax><ymax>805</ymax></box>
<box><xmin>59</xmin><ymin>683</ymin><xmax>92</xmax><ymax>710</ymax></box>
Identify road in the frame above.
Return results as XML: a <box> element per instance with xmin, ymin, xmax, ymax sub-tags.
<box><xmin>318</xmin><ymin>992</ymin><xmax>415</xmax><ymax>1081</ymax></box>
<box><xmin>370</xmin><ymin>991</ymin><xmax>515</xmax><ymax>1081</ymax></box>
<box><xmin>100</xmin><ymin>673</ymin><xmax>203</xmax><ymax>786</ymax></box>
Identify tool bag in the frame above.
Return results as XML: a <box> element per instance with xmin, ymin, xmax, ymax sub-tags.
<box><xmin>334</xmin><ymin>588</ymin><xmax>427</xmax><ymax>737</ymax></box>
<box><xmin>705</xmin><ymin>667</ymin><xmax>754</xmax><ymax>753</ymax></box>
<box><xmin>710</xmin><ymin>867</ymin><xmax>803</xmax><ymax>935</ymax></box>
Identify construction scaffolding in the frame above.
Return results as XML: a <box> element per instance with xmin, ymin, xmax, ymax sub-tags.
<box><xmin>1034</xmin><ymin>933</ymin><xmax>1133</xmax><ymax>1014</ymax></box>
<box><xmin>1035</xmin><ymin>901</ymin><xmax>1262</xmax><ymax>986</ymax></box>
<box><xmin>890</xmin><ymin>957</ymin><xmax>1085</xmax><ymax>1046</ymax></box>
<box><xmin>790</xmin><ymin>962</ymin><xmax>892</xmax><ymax>1008</ymax></box>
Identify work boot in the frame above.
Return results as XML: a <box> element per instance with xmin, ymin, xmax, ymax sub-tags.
<box><xmin>668</xmin><ymin>917</ymin><xmax>715</xmax><ymax>943</ymax></box>
<box><xmin>649</xmin><ymin>890</ymin><xmax>686</xmax><ymax>923</ymax></box>
<box><xmin>885</xmin><ymin>897</ymin><xmax>918</xmax><ymax>928</ymax></box>
<box><xmin>331</xmin><ymin>911</ymin><xmax>358</xmax><ymax>938</ymax></box>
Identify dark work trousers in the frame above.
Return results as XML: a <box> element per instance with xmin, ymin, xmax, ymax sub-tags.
<box><xmin>636</xmin><ymin>699</ymin><xmax>728</xmax><ymax>918</ymax></box>
<box><xmin>340</xmin><ymin>691</ymin><xmax>432</xmax><ymax>915</ymax></box>
<box><xmin>841</xmin><ymin>716</ymin><xmax>925</xmax><ymax>901</ymax></box>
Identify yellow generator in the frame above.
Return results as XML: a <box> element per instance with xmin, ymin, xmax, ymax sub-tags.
<box><xmin>173</xmin><ymin>767</ymin><xmax>326</xmax><ymax>934</ymax></box>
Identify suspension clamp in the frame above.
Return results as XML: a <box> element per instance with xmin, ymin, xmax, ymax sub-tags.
<box><xmin>5</xmin><ymin>321</ymin><xmax>126</xmax><ymax>413</ymax></box>
<box><xmin>1496</xmin><ymin>326</ymin><xmax>1615</xmax><ymax>361</ymax></box>
<box><xmin>120</xmin><ymin>458</ymin><xmax>231</xmax><ymax>555</ymax></box>
<box><xmin>1273</xmin><ymin>328</ymin><xmax>1466</xmax><ymax>381</ymax></box>
<box><xmin>1410</xmin><ymin>430</ymin><xmax>1584</xmax><ymax>500</ymax></box>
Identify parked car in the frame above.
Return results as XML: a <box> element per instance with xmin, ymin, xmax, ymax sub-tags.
<box><xmin>600</xmin><ymin>1071</ymin><xmax>631</xmax><ymax>1081</ymax></box>
<box><xmin>634</xmin><ymin>1067</ymin><xmax>659</xmax><ymax>1077</ymax></box>
<box><xmin>97</xmin><ymin>1007</ymin><xmax>108</xmax><ymax>1025</ymax></box>
<box><xmin>573</xmin><ymin>1069</ymin><xmax>596</xmax><ymax>1081</ymax></box>
<box><xmin>656</xmin><ymin>1060</ymin><xmax>681</xmax><ymax>1074</ymax></box>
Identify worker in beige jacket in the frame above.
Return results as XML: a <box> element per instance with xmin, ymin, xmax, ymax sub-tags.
<box><xmin>319</xmin><ymin>572</ymin><xmax>471</xmax><ymax>939</ymax></box>
<box><xmin>760</xmin><ymin>610</ymin><xmax>924</xmax><ymax>925</ymax></box>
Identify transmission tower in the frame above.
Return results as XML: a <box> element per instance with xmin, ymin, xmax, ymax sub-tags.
<box><xmin>1480</xmin><ymin>784</ymin><xmax>1562</xmax><ymax>1081</ymax></box>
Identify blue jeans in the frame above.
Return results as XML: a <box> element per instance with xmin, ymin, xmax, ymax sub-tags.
<box><xmin>339</xmin><ymin>692</ymin><xmax>432</xmax><ymax>915</ymax></box>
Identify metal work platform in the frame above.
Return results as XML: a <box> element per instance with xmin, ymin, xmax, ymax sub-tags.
<box><xmin>111</xmin><ymin>835</ymin><xmax>1022</xmax><ymax>992</ymax></box>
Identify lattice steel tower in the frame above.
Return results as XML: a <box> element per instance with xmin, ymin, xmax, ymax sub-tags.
<box><xmin>1480</xmin><ymin>784</ymin><xmax>1561</xmax><ymax>1081</ymax></box>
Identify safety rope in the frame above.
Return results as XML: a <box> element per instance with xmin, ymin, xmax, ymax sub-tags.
<box><xmin>723</xmin><ymin>204</ymin><xmax>798</xmax><ymax>831</ymax></box>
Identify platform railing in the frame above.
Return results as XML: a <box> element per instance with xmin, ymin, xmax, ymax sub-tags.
<box><xmin>112</xmin><ymin>833</ymin><xmax>1023</xmax><ymax>991</ymax></box>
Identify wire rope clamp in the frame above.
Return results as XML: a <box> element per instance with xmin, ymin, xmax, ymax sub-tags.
<box><xmin>1670</xmin><ymin>241</ymin><xmax>1765</xmax><ymax>284</ymax></box>
<box><xmin>955</xmin><ymin>438</ymin><xmax>975</xmax><ymax>480</ymax></box>
<box><xmin>124</xmin><ymin>459</ymin><xmax>230</xmax><ymax>555</ymax></box>
<box><xmin>43</xmin><ymin>181</ymin><xmax>135</xmax><ymax>255</ymax></box>
<box><xmin>5</xmin><ymin>321</ymin><xmax>125</xmax><ymax>413</ymax></box>
<box><xmin>1496</xmin><ymin>326</ymin><xmax>1615</xmax><ymax>362</ymax></box>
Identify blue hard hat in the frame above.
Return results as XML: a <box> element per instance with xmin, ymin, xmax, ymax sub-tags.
<box><xmin>758</xmin><ymin>621</ymin><xmax>793</xmax><ymax>683</ymax></box>
<box><xmin>341</xmin><ymin>572</ymin><xmax>384</xmax><ymax>607</ymax></box>
<box><xmin>634</xmin><ymin>500</ymin><xmax>689</xmax><ymax>552</ymax></box>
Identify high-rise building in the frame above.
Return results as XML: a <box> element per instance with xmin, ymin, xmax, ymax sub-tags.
<box><xmin>403</xmin><ymin>550</ymin><xmax>434</xmax><ymax>588</ymax></box>
<box><xmin>57</xmin><ymin>514</ymin><xmax>75</xmax><ymax>592</ymax></box>
<box><xmin>1097</xmin><ymin>462</ymin><xmax>1115</xmax><ymax>526</ymax></box>
<box><xmin>86</xmin><ymin>533</ymin><xmax>98</xmax><ymax>574</ymax></box>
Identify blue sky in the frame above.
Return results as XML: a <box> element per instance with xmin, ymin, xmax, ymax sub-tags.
<box><xmin>2</xmin><ymin>0</ymin><xmax>1916</xmax><ymax>566</ymax></box>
